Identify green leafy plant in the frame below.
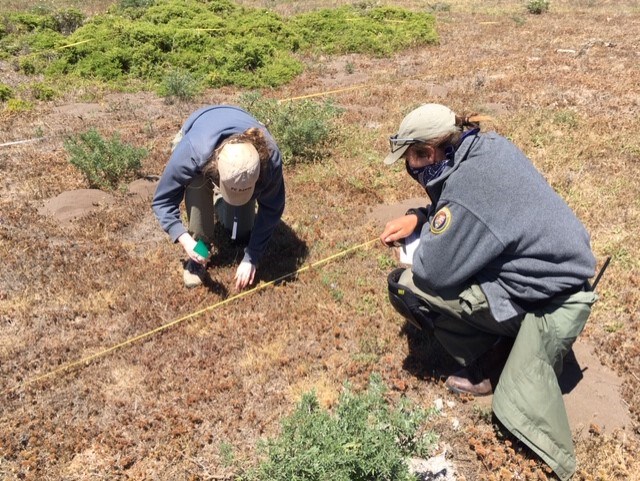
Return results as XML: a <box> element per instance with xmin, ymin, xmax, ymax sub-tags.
<box><xmin>0</xmin><ymin>1</ymin><xmax>438</xmax><ymax>91</ymax></box>
<box><xmin>31</xmin><ymin>82</ymin><xmax>57</xmax><ymax>100</ymax></box>
<box><xmin>5</xmin><ymin>98</ymin><xmax>32</xmax><ymax>112</ymax></box>
<box><xmin>526</xmin><ymin>0</ymin><xmax>550</xmax><ymax>14</ymax></box>
<box><xmin>245</xmin><ymin>373</ymin><xmax>437</xmax><ymax>481</ymax></box>
<box><xmin>52</xmin><ymin>8</ymin><xmax>84</xmax><ymax>35</ymax></box>
<box><xmin>0</xmin><ymin>83</ymin><xmax>13</xmax><ymax>101</ymax></box>
<box><xmin>239</xmin><ymin>91</ymin><xmax>343</xmax><ymax>165</ymax></box>
<box><xmin>291</xmin><ymin>5</ymin><xmax>437</xmax><ymax>56</ymax></box>
<box><xmin>64</xmin><ymin>128</ymin><xmax>146</xmax><ymax>190</ymax></box>
<box><xmin>158</xmin><ymin>69</ymin><xmax>200</xmax><ymax>103</ymax></box>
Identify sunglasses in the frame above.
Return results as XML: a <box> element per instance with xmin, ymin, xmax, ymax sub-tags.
<box><xmin>389</xmin><ymin>135</ymin><xmax>420</xmax><ymax>153</ymax></box>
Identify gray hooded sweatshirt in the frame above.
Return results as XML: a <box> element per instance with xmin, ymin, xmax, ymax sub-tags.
<box><xmin>411</xmin><ymin>132</ymin><xmax>596</xmax><ymax>321</ymax></box>
<box><xmin>152</xmin><ymin>105</ymin><xmax>285</xmax><ymax>265</ymax></box>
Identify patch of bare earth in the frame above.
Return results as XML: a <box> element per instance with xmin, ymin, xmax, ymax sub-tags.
<box><xmin>1</xmin><ymin>2</ymin><xmax>639</xmax><ymax>480</ymax></box>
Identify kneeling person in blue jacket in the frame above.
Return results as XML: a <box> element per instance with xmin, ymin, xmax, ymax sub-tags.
<box><xmin>153</xmin><ymin>105</ymin><xmax>285</xmax><ymax>290</ymax></box>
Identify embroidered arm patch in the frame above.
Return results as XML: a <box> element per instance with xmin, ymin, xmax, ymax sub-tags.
<box><xmin>430</xmin><ymin>206</ymin><xmax>452</xmax><ymax>234</ymax></box>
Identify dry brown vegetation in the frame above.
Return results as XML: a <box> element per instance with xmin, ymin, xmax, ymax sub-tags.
<box><xmin>1</xmin><ymin>1</ymin><xmax>639</xmax><ymax>480</ymax></box>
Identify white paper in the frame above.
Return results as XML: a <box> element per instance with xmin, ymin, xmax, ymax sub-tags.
<box><xmin>399</xmin><ymin>231</ymin><xmax>420</xmax><ymax>265</ymax></box>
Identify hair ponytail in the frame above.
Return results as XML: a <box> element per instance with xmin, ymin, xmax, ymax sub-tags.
<box><xmin>455</xmin><ymin>113</ymin><xmax>493</xmax><ymax>129</ymax></box>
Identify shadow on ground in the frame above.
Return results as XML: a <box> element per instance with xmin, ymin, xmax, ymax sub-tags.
<box><xmin>207</xmin><ymin>220</ymin><xmax>309</xmax><ymax>288</ymax></box>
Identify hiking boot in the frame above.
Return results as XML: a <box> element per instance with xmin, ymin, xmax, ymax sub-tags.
<box><xmin>445</xmin><ymin>337</ymin><xmax>515</xmax><ymax>397</ymax></box>
<box><xmin>183</xmin><ymin>259</ymin><xmax>205</xmax><ymax>288</ymax></box>
<box><xmin>445</xmin><ymin>366</ymin><xmax>494</xmax><ymax>396</ymax></box>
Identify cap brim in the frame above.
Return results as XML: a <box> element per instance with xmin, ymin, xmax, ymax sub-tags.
<box><xmin>383</xmin><ymin>145</ymin><xmax>409</xmax><ymax>165</ymax></box>
<box><xmin>219</xmin><ymin>182</ymin><xmax>255</xmax><ymax>207</ymax></box>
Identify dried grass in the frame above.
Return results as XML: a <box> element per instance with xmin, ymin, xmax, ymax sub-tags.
<box><xmin>1</xmin><ymin>1</ymin><xmax>639</xmax><ymax>480</ymax></box>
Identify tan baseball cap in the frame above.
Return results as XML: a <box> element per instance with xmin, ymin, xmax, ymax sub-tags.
<box><xmin>218</xmin><ymin>142</ymin><xmax>260</xmax><ymax>206</ymax></box>
<box><xmin>384</xmin><ymin>104</ymin><xmax>458</xmax><ymax>165</ymax></box>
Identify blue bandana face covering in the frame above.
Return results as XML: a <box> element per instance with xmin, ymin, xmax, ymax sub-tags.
<box><xmin>405</xmin><ymin>130</ymin><xmax>479</xmax><ymax>189</ymax></box>
<box><xmin>405</xmin><ymin>159</ymin><xmax>451</xmax><ymax>189</ymax></box>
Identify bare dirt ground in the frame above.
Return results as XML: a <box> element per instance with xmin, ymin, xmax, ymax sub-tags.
<box><xmin>1</xmin><ymin>1</ymin><xmax>639</xmax><ymax>480</ymax></box>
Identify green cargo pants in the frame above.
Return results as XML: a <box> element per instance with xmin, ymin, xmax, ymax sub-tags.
<box><xmin>184</xmin><ymin>173</ymin><xmax>256</xmax><ymax>246</ymax></box>
<box><xmin>397</xmin><ymin>269</ymin><xmax>597</xmax><ymax>480</ymax></box>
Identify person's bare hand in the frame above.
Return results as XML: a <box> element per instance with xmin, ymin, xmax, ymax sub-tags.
<box><xmin>379</xmin><ymin>214</ymin><xmax>419</xmax><ymax>246</ymax></box>
<box><xmin>178</xmin><ymin>233</ymin><xmax>208</xmax><ymax>265</ymax></box>
<box><xmin>234</xmin><ymin>261</ymin><xmax>256</xmax><ymax>291</ymax></box>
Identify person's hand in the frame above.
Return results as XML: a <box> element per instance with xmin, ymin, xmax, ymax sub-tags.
<box><xmin>234</xmin><ymin>261</ymin><xmax>256</xmax><ymax>291</ymax></box>
<box><xmin>178</xmin><ymin>233</ymin><xmax>208</xmax><ymax>265</ymax></box>
<box><xmin>380</xmin><ymin>214</ymin><xmax>419</xmax><ymax>247</ymax></box>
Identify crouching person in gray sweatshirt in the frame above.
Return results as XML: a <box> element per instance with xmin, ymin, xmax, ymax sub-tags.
<box><xmin>152</xmin><ymin>105</ymin><xmax>285</xmax><ymax>290</ymax></box>
<box><xmin>380</xmin><ymin>103</ymin><xmax>597</xmax><ymax>480</ymax></box>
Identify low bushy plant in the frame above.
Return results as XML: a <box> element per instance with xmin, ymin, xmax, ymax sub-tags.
<box><xmin>239</xmin><ymin>92</ymin><xmax>343</xmax><ymax>165</ymax></box>
<box><xmin>0</xmin><ymin>1</ymin><xmax>438</xmax><ymax>92</ymax></box>
<box><xmin>158</xmin><ymin>69</ymin><xmax>201</xmax><ymax>103</ymax></box>
<box><xmin>5</xmin><ymin>98</ymin><xmax>32</xmax><ymax>112</ymax></box>
<box><xmin>52</xmin><ymin>8</ymin><xmax>84</xmax><ymax>35</ymax></box>
<box><xmin>526</xmin><ymin>0</ymin><xmax>550</xmax><ymax>14</ymax></box>
<box><xmin>244</xmin><ymin>373</ymin><xmax>437</xmax><ymax>481</ymax></box>
<box><xmin>0</xmin><ymin>83</ymin><xmax>13</xmax><ymax>101</ymax></box>
<box><xmin>64</xmin><ymin>128</ymin><xmax>146</xmax><ymax>190</ymax></box>
<box><xmin>291</xmin><ymin>5</ymin><xmax>437</xmax><ymax>56</ymax></box>
<box><xmin>32</xmin><ymin>82</ymin><xmax>57</xmax><ymax>100</ymax></box>
<box><xmin>48</xmin><ymin>0</ymin><xmax>303</xmax><ymax>88</ymax></box>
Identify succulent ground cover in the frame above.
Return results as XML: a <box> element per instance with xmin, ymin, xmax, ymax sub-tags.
<box><xmin>1</xmin><ymin>1</ymin><xmax>639</xmax><ymax>480</ymax></box>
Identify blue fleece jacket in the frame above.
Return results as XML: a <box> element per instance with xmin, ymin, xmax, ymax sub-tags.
<box><xmin>152</xmin><ymin>105</ymin><xmax>285</xmax><ymax>265</ymax></box>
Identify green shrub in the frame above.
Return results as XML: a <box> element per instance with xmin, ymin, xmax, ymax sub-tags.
<box><xmin>5</xmin><ymin>98</ymin><xmax>32</xmax><ymax>112</ymax></box>
<box><xmin>1</xmin><ymin>1</ymin><xmax>438</xmax><ymax>90</ymax></box>
<box><xmin>239</xmin><ymin>92</ymin><xmax>343</xmax><ymax>165</ymax></box>
<box><xmin>244</xmin><ymin>373</ymin><xmax>437</xmax><ymax>481</ymax></box>
<box><xmin>53</xmin><ymin>8</ymin><xmax>84</xmax><ymax>35</ymax></box>
<box><xmin>6</xmin><ymin>12</ymin><xmax>57</xmax><ymax>33</ymax></box>
<box><xmin>0</xmin><ymin>83</ymin><xmax>13</xmax><ymax>101</ymax></box>
<box><xmin>49</xmin><ymin>0</ymin><xmax>303</xmax><ymax>88</ymax></box>
<box><xmin>526</xmin><ymin>0</ymin><xmax>550</xmax><ymax>14</ymax></box>
<box><xmin>158</xmin><ymin>69</ymin><xmax>200</xmax><ymax>103</ymax></box>
<box><xmin>118</xmin><ymin>0</ymin><xmax>156</xmax><ymax>9</ymax></box>
<box><xmin>32</xmin><ymin>82</ymin><xmax>56</xmax><ymax>100</ymax></box>
<box><xmin>290</xmin><ymin>5</ymin><xmax>437</xmax><ymax>56</ymax></box>
<box><xmin>64</xmin><ymin>128</ymin><xmax>146</xmax><ymax>190</ymax></box>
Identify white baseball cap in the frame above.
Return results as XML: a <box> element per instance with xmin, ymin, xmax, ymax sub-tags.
<box><xmin>218</xmin><ymin>142</ymin><xmax>260</xmax><ymax>206</ymax></box>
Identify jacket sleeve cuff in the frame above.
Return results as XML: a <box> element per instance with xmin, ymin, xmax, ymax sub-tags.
<box><xmin>168</xmin><ymin>223</ymin><xmax>188</xmax><ymax>243</ymax></box>
<box><xmin>405</xmin><ymin>208</ymin><xmax>428</xmax><ymax>229</ymax></box>
<box><xmin>242</xmin><ymin>248</ymin><xmax>257</xmax><ymax>265</ymax></box>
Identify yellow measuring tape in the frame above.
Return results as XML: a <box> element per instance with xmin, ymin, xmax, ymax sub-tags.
<box><xmin>11</xmin><ymin>238</ymin><xmax>379</xmax><ymax>393</ymax></box>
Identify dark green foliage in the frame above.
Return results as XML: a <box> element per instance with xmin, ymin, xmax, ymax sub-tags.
<box><xmin>52</xmin><ymin>8</ymin><xmax>85</xmax><ymax>35</ymax></box>
<box><xmin>5</xmin><ymin>12</ymin><xmax>58</xmax><ymax>33</ymax></box>
<box><xmin>291</xmin><ymin>5</ymin><xmax>438</xmax><ymax>56</ymax></box>
<box><xmin>526</xmin><ymin>0</ymin><xmax>550</xmax><ymax>14</ymax></box>
<box><xmin>3</xmin><ymin>8</ymin><xmax>83</xmax><ymax>35</ymax></box>
<box><xmin>118</xmin><ymin>0</ymin><xmax>156</xmax><ymax>10</ymax></box>
<box><xmin>0</xmin><ymin>83</ymin><xmax>13</xmax><ymax>101</ymax></box>
<box><xmin>244</xmin><ymin>374</ymin><xmax>436</xmax><ymax>481</ymax></box>
<box><xmin>0</xmin><ymin>13</ymin><xmax>66</xmax><ymax>65</ymax></box>
<box><xmin>239</xmin><ymin>92</ymin><xmax>343</xmax><ymax>165</ymax></box>
<box><xmin>31</xmin><ymin>82</ymin><xmax>56</xmax><ymax>100</ymax></box>
<box><xmin>64</xmin><ymin>129</ymin><xmax>147</xmax><ymax>190</ymax></box>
